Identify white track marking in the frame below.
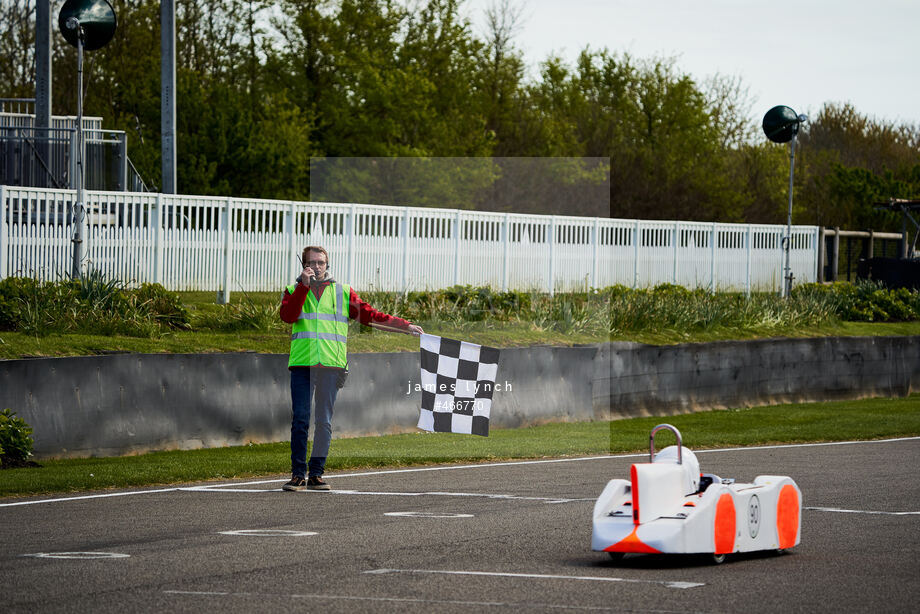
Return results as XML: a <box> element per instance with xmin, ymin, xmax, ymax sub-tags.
<box><xmin>218</xmin><ymin>529</ymin><xmax>317</xmax><ymax>536</ymax></box>
<box><xmin>182</xmin><ymin>486</ymin><xmax>590</xmax><ymax>503</ymax></box>
<box><xmin>3</xmin><ymin>436</ymin><xmax>917</xmax><ymax>508</ymax></box>
<box><xmin>805</xmin><ymin>506</ymin><xmax>920</xmax><ymax>516</ymax></box>
<box><xmin>162</xmin><ymin>589</ymin><xmax>683</xmax><ymax>611</ymax></box>
<box><xmin>385</xmin><ymin>511</ymin><xmax>474</xmax><ymax>518</ymax></box>
<box><xmin>22</xmin><ymin>552</ymin><xmax>130</xmax><ymax>559</ymax></box>
<box><xmin>0</xmin><ymin>487</ymin><xmax>178</xmax><ymax>508</ymax></box>
<box><xmin>692</xmin><ymin>436</ymin><xmax>920</xmax><ymax>455</ymax></box>
<box><xmin>364</xmin><ymin>568</ymin><xmax>704</xmax><ymax>590</ymax></box>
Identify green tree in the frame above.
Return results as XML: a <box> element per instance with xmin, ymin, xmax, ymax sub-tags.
<box><xmin>725</xmin><ymin>142</ymin><xmax>789</xmax><ymax>223</ymax></box>
<box><xmin>397</xmin><ymin>0</ymin><xmax>492</xmax><ymax>156</ymax></box>
<box><xmin>0</xmin><ymin>0</ymin><xmax>36</xmax><ymax>99</ymax></box>
<box><xmin>477</xmin><ymin>0</ymin><xmax>527</xmax><ymax>157</ymax></box>
<box><xmin>798</xmin><ymin>103</ymin><xmax>920</xmax><ymax>230</ymax></box>
<box><xmin>512</xmin><ymin>50</ymin><xmax>748</xmax><ymax>221</ymax></box>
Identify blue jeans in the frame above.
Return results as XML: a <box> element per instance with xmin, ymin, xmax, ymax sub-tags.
<box><xmin>290</xmin><ymin>367</ymin><xmax>340</xmax><ymax>478</ymax></box>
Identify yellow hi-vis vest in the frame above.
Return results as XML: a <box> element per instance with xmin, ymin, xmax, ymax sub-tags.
<box><xmin>286</xmin><ymin>281</ymin><xmax>351</xmax><ymax>368</ymax></box>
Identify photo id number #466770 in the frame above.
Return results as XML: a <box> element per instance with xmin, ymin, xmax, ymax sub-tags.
<box><xmin>435</xmin><ymin>399</ymin><xmax>484</xmax><ymax>412</ymax></box>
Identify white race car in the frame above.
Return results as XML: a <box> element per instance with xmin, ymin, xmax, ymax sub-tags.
<box><xmin>592</xmin><ymin>424</ymin><xmax>802</xmax><ymax>564</ymax></box>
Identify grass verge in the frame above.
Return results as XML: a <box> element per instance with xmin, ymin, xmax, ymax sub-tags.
<box><xmin>2</xmin><ymin>320</ymin><xmax>919</xmax><ymax>360</ymax></box>
<box><xmin>2</xmin><ymin>284</ymin><xmax>919</xmax><ymax>359</ymax></box>
<box><xmin>0</xmin><ymin>321</ymin><xmax>605</xmax><ymax>359</ymax></box>
<box><xmin>2</xmin><ymin>395</ymin><xmax>918</xmax><ymax>499</ymax></box>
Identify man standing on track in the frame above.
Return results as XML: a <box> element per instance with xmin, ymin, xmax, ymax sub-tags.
<box><xmin>279</xmin><ymin>245</ymin><xmax>424</xmax><ymax>491</ymax></box>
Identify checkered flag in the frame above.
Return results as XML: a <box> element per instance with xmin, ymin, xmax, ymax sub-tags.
<box><xmin>416</xmin><ymin>334</ymin><xmax>500</xmax><ymax>436</ymax></box>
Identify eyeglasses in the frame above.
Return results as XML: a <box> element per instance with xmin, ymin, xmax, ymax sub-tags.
<box><xmin>305</xmin><ymin>260</ymin><xmax>327</xmax><ymax>267</ymax></box>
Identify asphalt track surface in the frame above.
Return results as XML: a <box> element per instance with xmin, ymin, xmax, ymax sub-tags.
<box><xmin>2</xmin><ymin>437</ymin><xmax>919</xmax><ymax>613</ymax></box>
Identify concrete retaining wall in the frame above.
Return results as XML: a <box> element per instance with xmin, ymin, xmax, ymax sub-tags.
<box><xmin>603</xmin><ymin>336</ymin><xmax>920</xmax><ymax>418</ymax></box>
<box><xmin>1</xmin><ymin>336</ymin><xmax>916</xmax><ymax>459</ymax></box>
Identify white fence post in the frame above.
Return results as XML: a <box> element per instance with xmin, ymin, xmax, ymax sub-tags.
<box><xmin>633</xmin><ymin>220</ymin><xmax>640</xmax><ymax>288</ymax></box>
<box><xmin>153</xmin><ymin>192</ymin><xmax>163</xmax><ymax>285</ymax></box>
<box><xmin>0</xmin><ymin>185</ymin><xmax>7</xmax><ymax>280</ymax></box>
<box><xmin>812</xmin><ymin>226</ymin><xmax>824</xmax><ymax>283</ymax></box>
<box><xmin>401</xmin><ymin>206</ymin><xmax>410</xmax><ymax>293</ymax></box>
<box><xmin>548</xmin><ymin>216</ymin><xmax>556</xmax><ymax>296</ymax></box>
<box><xmin>502</xmin><ymin>213</ymin><xmax>510</xmax><ymax>292</ymax></box>
<box><xmin>453</xmin><ymin>210</ymin><xmax>461</xmax><ymax>287</ymax></box>
<box><xmin>220</xmin><ymin>197</ymin><xmax>233</xmax><ymax>304</ymax></box>
<box><xmin>745</xmin><ymin>225</ymin><xmax>753</xmax><ymax>296</ymax></box>
<box><xmin>347</xmin><ymin>203</ymin><xmax>356</xmax><ymax>284</ymax></box>
<box><xmin>710</xmin><ymin>222</ymin><xmax>717</xmax><ymax>293</ymax></box>
<box><xmin>592</xmin><ymin>217</ymin><xmax>599</xmax><ymax>290</ymax></box>
<box><xmin>672</xmin><ymin>221</ymin><xmax>680</xmax><ymax>284</ymax></box>
<box><xmin>778</xmin><ymin>228</ymin><xmax>785</xmax><ymax>295</ymax></box>
<box><xmin>286</xmin><ymin>201</ymin><xmax>297</xmax><ymax>285</ymax></box>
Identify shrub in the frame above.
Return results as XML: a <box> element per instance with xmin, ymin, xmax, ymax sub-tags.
<box><xmin>192</xmin><ymin>292</ymin><xmax>281</xmax><ymax>333</ymax></box>
<box><xmin>134</xmin><ymin>283</ymin><xmax>191</xmax><ymax>330</ymax></box>
<box><xmin>0</xmin><ymin>275</ymin><xmax>191</xmax><ymax>335</ymax></box>
<box><xmin>794</xmin><ymin>281</ymin><xmax>920</xmax><ymax>322</ymax></box>
<box><xmin>651</xmin><ymin>282</ymin><xmax>693</xmax><ymax>297</ymax></box>
<box><xmin>0</xmin><ymin>408</ymin><xmax>34</xmax><ymax>468</ymax></box>
<box><xmin>433</xmin><ymin>285</ymin><xmax>516</xmax><ymax>321</ymax></box>
<box><xmin>74</xmin><ymin>268</ymin><xmax>125</xmax><ymax>310</ymax></box>
<box><xmin>0</xmin><ymin>276</ymin><xmax>41</xmax><ymax>330</ymax></box>
<box><xmin>0</xmin><ymin>277</ymin><xmax>78</xmax><ymax>334</ymax></box>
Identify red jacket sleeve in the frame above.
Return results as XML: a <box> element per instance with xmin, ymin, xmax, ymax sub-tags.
<box><xmin>348</xmin><ymin>288</ymin><xmax>412</xmax><ymax>331</ymax></box>
<box><xmin>280</xmin><ymin>283</ymin><xmax>308</xmax><ymax>324</ymax></box>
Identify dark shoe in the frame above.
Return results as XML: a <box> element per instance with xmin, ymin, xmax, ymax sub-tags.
<box><xmin>282</xmin><ymin>476</ymin><xmax>306</xmax><ymax>491</ymax></box>
<box><xmin>307</xmin><ymin>475</ymin><xmax>331</xmax><ymax>491</ymax></box>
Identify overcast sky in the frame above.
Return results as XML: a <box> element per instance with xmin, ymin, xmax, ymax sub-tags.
<box><xmin>461</xmin><ymin>0</ymin><xmax>918</xmax><ymax>127</ymax></box>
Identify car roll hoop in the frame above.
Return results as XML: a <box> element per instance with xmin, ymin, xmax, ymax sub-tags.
<box><xmin>649</xmin><ymin>423</ymin><xmax>682</xmax><ymax>464</ymax></box>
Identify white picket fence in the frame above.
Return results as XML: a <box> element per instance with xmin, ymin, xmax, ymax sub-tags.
<box><xmin>1</xmin><ymin>185</ymin><xmax>820</xmax><ymax>296</ymax></box>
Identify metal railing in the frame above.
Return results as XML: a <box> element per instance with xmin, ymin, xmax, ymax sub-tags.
<box><xmin>0</xmin><ymin>98</ymin><xmax>35</xmax><ymax>114</ymax></box>
<box><xmin>0</xmin><ymin>126</ymin><xmax>72</xmax><ymax>189</ymax></box>
<box><xmin>0</xmin><ymin>111</ymin><xmax>104</xmax><ymax>132</ymax></box>
<box><xmin>820</xmin><ymin>228</ymin><xmax>909</xmax><ymax>282</ymax></box>
<box><xmin>0</xmin><ymin>118</ymin><xmax>150</xmax><ymax>193</ymax></box>
<box><xmin>0</xmin><ymin>186</ymin><xmax>821</xmax><ymax>297</ymax></box>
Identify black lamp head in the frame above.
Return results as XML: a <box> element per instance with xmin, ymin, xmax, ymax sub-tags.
<box><xmin>762</xmin><ymin>105</ymin><xmax>805</xmax><ymax>144</ymax></box>
<box><xmin>58</xmin><ymin>0</ymin><xmax>117</xmax><ymax>51</ymax></box>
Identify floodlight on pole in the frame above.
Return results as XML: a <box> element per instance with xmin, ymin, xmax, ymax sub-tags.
<box><xmin>57</xmin><ymin>0</ymin><xmax>116</xmax><ymax>280</ymax></box>
<box><xmin>762</xmin><ymin>105</ymin><xmax>807</xmax><ymax>298</ymax></box>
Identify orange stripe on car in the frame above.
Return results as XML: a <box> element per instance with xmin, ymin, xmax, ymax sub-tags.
<box><xmin>776</xmin><ymin>484</ymin><xmax>800</xmax><ymax>549</ymax></box>
<box><xmin>714</xmin><ymin>493</ymin><xmax>736</xmax><ymax>554</ymax></box>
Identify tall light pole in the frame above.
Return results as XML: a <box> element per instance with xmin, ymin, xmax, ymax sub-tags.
<box><xmin>35</xmin><ymin>0</ymin><xmax>52</xmax><ymax>176</ymax></box>
<box><xmin>161</xmin><ymin>0</ymin><xmax>176</xmax><ymax>194</ymax></box>
<box><xmin>58</xmin><ymin>0</ymin><xmax>117</xmax><ymax>280</ymax></box>
<box><xmin>763</xmin><ymin>105</ymin><xmax>807</xmax><ymax>298</ymax></box>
